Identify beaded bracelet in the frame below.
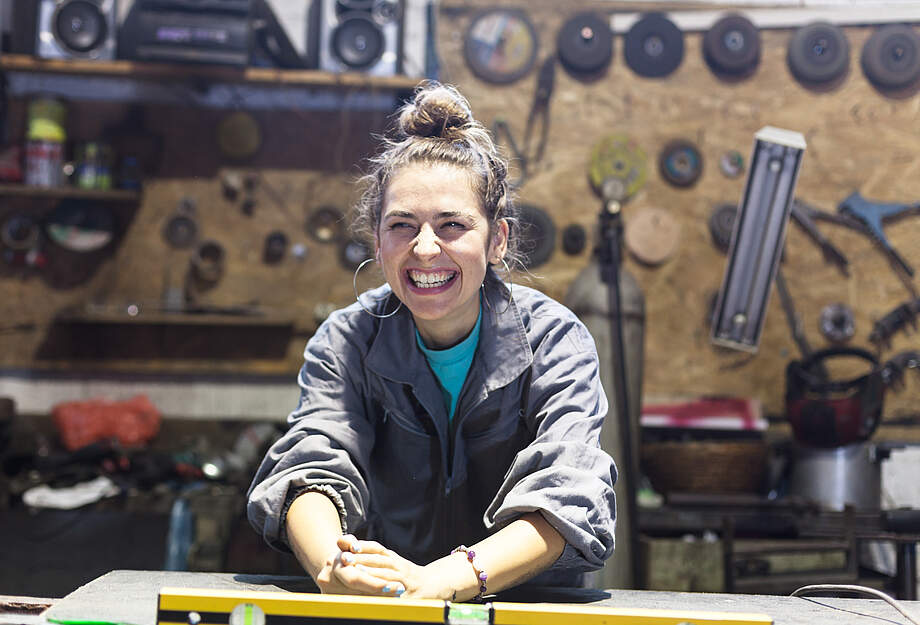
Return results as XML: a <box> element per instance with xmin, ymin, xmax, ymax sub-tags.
<box><xmin>451</xmin><ymin>545</ymin><xmax>488</xmax><ymax>600</ymax></box>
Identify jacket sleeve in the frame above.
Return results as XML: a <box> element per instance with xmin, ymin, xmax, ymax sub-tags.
<box><xmin>246</xmin><ymin>317</ymin><xmax>376</xmax><ymax>552</ymax></box>
<box><xmin>484</xmin><ymin>314</ymin><xmax>617</xmax><ymax>572</ymax></box>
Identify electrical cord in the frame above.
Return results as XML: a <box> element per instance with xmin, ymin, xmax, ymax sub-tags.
<box><xmin>792</xmin><ymin>584</ymin><xmax>920</xmax><ymax>625</ymax></box>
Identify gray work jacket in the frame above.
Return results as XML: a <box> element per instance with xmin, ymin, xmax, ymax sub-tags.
<box><xmin>247</xmin><ymin>271</ymin><xmax>617</xmax><ymax>582</ymax></box>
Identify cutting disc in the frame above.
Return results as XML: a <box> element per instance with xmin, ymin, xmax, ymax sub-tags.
<box><xmin>708</xmin><ymin>203</ymin><xmax>738</xmax><ymax>253</ymax></box>
<box><xmin>624</xmin><ymin>206</ymin><xmax>680</xmax><ymax>266</ymax></box>
<box><xmin>624</xmin><ymin>13</ymin><xmax>684</xmax><ymax>78</ymax></box>
<box><xmin>516</xmin><ymin>204</ymin><xmax>556</xmax><ymax>269</ymax></box>
<box><xmin>588</xmin><ymin>134</ymin><xmax>647</xmax><ymax>201</ymax></box>
<box><xmin>703</xmin><ymin>14</ymin><xmax>761</xmax><ymax>77</ymax></box>
<box><xmin>658</xmin><ymin>139</ymin><xmax>703</xmax><ymax>188</ymax></box>
<box><xmin>787</xmin><ymin>22</ymin><xmax>850</xmax><ymax>86</ymax></box>
<box><xmin>463</xmin><ymin>8</ymin><xmax>539</xmax><ymax>84</ymax></box>
<box><xmin>556</xmin><ymin>12</ymin><xmax>613</xmax><ymax>77</ymax></box>
<box><xmin>562</xmin><ymin>223</ymin><xmax>587</xmax><ymax>256</ymax></box>
<box><xmin>306</xmin><ymin>206</ymin><xmax>345</xmax><ymax>244</ymax></box>
<box><xmin>1</xmin><ymin>214</ymin><xmax>39</xmax><ymax>250</ymax></box>
<box><xmin>340</xmin><ymin>237</ymin><xmax>371</xmax><ymax>270</ymax></box>
<box><xmin>719</xmin><ymin>150</ymin><xmax>745</xmax><ymax>178</ymax></box>
<box><xmin>861</xmin><ymin>24</ymin><xmax>920</xmax><ymax>91</ymax></box>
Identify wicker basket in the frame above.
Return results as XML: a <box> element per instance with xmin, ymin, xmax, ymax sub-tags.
<box><xmin>641</xmin><ymin>440</ymin><xmax>768</xmax><ymax>495</ymax></box>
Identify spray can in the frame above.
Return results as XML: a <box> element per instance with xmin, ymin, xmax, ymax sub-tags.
<box><xmin>24</xmin><ymin>98</ymin><xmax>67</xmax><ymax>187</ymax></box>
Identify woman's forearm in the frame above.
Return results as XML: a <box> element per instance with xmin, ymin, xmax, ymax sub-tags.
<box><xmin>285</xmin><ymin>491</ymin><xmax>344</xmax><ymax>581</ymax></box>
<box><xmin>423</xmin><ymin>511</ymin><xmax>566</xmax><ymax>601</ymax></box>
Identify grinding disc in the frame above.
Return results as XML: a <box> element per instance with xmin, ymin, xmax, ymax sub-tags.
<box><xmin>45</xmin><ymin>200</ymin><xmax>114</xmax><ymax>253</ymax></box>
<box><xmin>463</xmin><ymin>8</ymin><xmax>539</xmax><ymax>84</ymax></box>
<box><xmin>787</xmin><ymin>22</ymin><xmax>850</xmax><ymax>86</ymax></box>
<box><xmin>516</xmin><ymin>204</ymin><xmax>556</xmax><ymax>269</ymax></box>
<box><xmin>624</xmin><ymin>13</ymin><xmax>684</xmax><ymax>78</ymax></box>
<box><xmin>861</xmin><ymin>24</ymin><xmax>920</xmax><ymax>91</ymax></box>
<box><xmin>556</xmin><ymin>12</ymin><xmax>613</xmax><ymax>77</ymax></box>
<box><xmin>588</xmin><ymin>134</ymin><xmax>647</xmax><ymax>201</ymax></box>
<box><xmin>624</xmin><ymin>206</ymin><xmax>680</xmax><ymax>266</ymax></box>
<box><xmin>1</xmin><ymin>214</ymin><xmax>39</xmax><ymax>251</ymax></box>
<box><xmin>708</xmin><ymin>203</ymin><xmax>737</xmax><ymax>253</ymax></box>
<box><xmin>719</xmin><ymin>150</ymin><xmax>745</xmax><ymax>178</ymax></box>
<box><xmin>658</xmin><ymin>139</ymin><xmax>703</xmax><ymax>188</ymax></box>
<box><xmin>216</xmin><ymin>111</ymin><xmax>263</xmax><ymax>161</ymax></box>
<box><xmin>163</xmin><ymin>213</ymin><xmax>199</xmax><ymax>249</ymax></box>
<box><xmin>306</xmin><ymin>206</ymin><xmax>345</xmax><ymax>244</ymax></box>
<box><xmin>703</xmin><ymin>14</ymin><xmax>761</xmax><ymax>77</ymax></box>
<box><xmin>340</xmin><ymin>237</ymin><xmax>371</xmax><ymax>270</ymax></box>
<box><xmin>562</xmin><ymin>223</ymin><xmax>587</xmax><ymax>256</ymax></box>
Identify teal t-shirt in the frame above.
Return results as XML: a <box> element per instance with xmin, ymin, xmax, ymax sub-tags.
<box><xmin>415</xmin><ymin>307</ymin><xmax>482</xmax><ymax>422</ymax></box>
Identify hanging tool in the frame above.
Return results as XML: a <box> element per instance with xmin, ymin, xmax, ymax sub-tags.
<box><xmin>775</xmin><ymin>267</ymin><xmax>828</xmax><ymax>380</ymax></box>
<box><xmin>523</xmin><ymin>56</ymin><xmax>555</xmax><ymax>165</ymax></box>
<box><xmin>869</xmin><ymin>297</ymin><xmax>920</xmax><ymax>349</ymax></box>
<box><xmin>790</xmin><ymin>200</ymin><xmax>849</xmax><ymax>276</ymax></box>
<box><xmin>491</xmin><ymin>56</ymin><xmax>555</xmax><ymax>188</ymax></box>
<box><xmin>491</xmin><ymin>119</ymin><xmax>527</xmax><ymax>189</ymax></box>
<box><xmin>838</xmin><ymin>191</ymin><xmax>919</xmax><ymax>277</ymax></box>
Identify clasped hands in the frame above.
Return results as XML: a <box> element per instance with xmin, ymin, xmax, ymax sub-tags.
<box><xmin>315</xmin><ymin>534</ymin><xmax>431</xmax><ymax>598</ymax></box>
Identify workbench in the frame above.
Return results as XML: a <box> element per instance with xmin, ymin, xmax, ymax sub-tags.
<box><xmin>2</xmin><ymin>570</ymin><xmax>919</xmax><ymax>625</ymax></box>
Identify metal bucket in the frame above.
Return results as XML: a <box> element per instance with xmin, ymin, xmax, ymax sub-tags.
<box><xmin>788</xmin><ymin>442</ymin><xmax>888</xmax><ymax>511</ymax></box>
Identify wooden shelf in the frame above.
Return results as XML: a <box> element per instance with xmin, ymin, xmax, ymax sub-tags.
<box><xmin>57</xmin><ymin>304</ymin><xmax>295</xmax><ymax>327</ymax></box>
<box><xmin>0</xmin><ymin>183</ymin><xmax>140</xmax><ymax>202</ymax></box>
<box><xmin>0</xmin><ymin>54</ymin><xmax>421</xmax><ymax>91</ymax></box>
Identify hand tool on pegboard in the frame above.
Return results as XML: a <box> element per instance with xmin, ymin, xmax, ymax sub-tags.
<box><xmin>775</xmin><ymin>266</ymin><xmax>829</xmax><ymax>380</ymax></box>
<box><xmin>869</xmin><ymin>296</ymin><xmax>920</xmax><ymax>349</ymax></box>
<box><xmin>837</xmin><ymin>191</ymin><xmax>919</xmax><ymax>278</ymax></box>
<box><xmin>491</xmin><ymin>56</ymin><xmax>555</xmax><ymax>188</ymax></box>
<box><xmin>796</xmin><ymin>195</ymin><xmax>918</xmax><ymax>296</ymax></box>
<box><xmin>789</xmin><ymin>200</ymin><xmax>849</xmax><ymax>276</ymax></box>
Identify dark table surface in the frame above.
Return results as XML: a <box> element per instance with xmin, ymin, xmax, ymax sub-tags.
<box><xmin>2</xmin><ymin>570</ymin><xmax>919</xmax><ymax>625</ymax></box>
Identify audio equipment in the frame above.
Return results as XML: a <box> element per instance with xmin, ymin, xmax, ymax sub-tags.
<box><xmin>119</xmin><ymin>0</ymin><xmax>252</xmax><ymax>66</ymax></box>
<box><xmin>314</xmin><ymin>0</ymin><xmax>403</xmax><ymax>76</ymax></box>
<box><xmin>35</xmin><ymin>0</ymin><xmax>117</xmax><ymax>60</ymax></box>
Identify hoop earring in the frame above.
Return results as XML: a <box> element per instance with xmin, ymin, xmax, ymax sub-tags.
<box><xmin>353</xmin><ymin>258</ymin><xmax>402</xmax><ymax>319</ymax></box>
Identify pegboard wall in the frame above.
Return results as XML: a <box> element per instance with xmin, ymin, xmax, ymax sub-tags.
<box><xmin>0</xmin><ymin>1</ymin><xmax>917</xmax><ymax>420</ymax></box>
<box><xmin>434</xmin><ymin>0</ymin><xmax>920</xmax><ymax>418</ymax></box>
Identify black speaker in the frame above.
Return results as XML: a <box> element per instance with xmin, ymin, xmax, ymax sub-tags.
<box><xmin>35</xmin><ymin>0</ymin><xmax>117</xmax><ymax>60</ymax></box>
<box><xmin>314</xmin><ymin>0</ymin><xmax>403</xmax><ymax>76</ymax></box>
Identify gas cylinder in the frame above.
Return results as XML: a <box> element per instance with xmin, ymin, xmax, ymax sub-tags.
<box><xmin>565</xmin><ymin>259</ymin><xmax>645</xmax><ymax>590</ymax></box>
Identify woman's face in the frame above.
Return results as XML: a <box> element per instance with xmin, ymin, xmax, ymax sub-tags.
<box><xmin>376</xmin><ymin>162</ymin><xmax>508</xmax><ymax>348</ymax></box>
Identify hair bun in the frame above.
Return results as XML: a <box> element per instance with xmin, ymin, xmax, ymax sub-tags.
<box><xmin>398</xmin><ymin>83</ymin><xmax>474</xmax><ymax>140</ymax></box>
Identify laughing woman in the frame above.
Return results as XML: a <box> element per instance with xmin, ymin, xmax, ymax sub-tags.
<box><xmin>247</xmin><ymin>82</ymin><xmax>616</xmax><ymax>601</ymax></box>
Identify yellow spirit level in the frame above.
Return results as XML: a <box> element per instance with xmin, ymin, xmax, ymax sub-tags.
<box><xmin>158</xmin><ymin>587</ymin><xmax>773</xmax><ymax>625</ymax></box>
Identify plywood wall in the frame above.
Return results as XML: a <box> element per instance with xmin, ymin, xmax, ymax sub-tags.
<box><xmin>1</xmin><ymin>1</ymin><xmax>917</xmax><ymax>419</ymax></box>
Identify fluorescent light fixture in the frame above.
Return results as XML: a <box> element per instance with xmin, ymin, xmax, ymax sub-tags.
<box><xmin>711</xmin><ymin>126</ymin><xmax>807</xmax><ymax>352</ymax></box>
